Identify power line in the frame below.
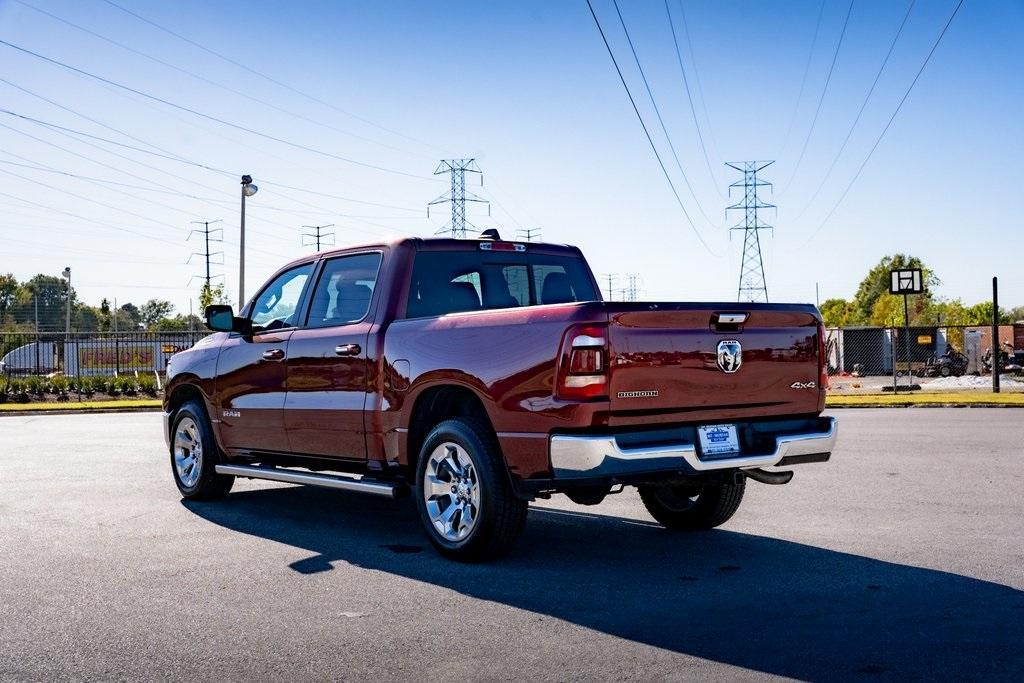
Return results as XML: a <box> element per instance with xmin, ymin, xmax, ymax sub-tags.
<box><xmin>673</xmin><ymin>0</ymin><xmax>723</xmax><ymax>172</ymax></box>
<box><xmin>98</xmin><ymin>0</ymin><xmax>442</xmax><ymax>154</ymax></box>
<box><xmin>584</xmin><ymin>0</ymin><xmax>718</xmax><ymax>256</ymax></box>
<box><xmin>0</xmin><ymin>39</ymin><xmax>434</xmax><ymax>180</ymax></box>
<box><xmin>664</xmin><ymin>0</ymin><xmax>722</xmax><ymax>198</ymax></box>
<box><xmin>776</xmin><ymin>0</ymin><xmax>827</xmax><ymax>159</ymax></box>
<box><xmin>0</xmin><ymin>107</ymin><xmax>235</xmax><ymax>177</ymax></box>
<box><xmin>801</xmin><ymin>0</ymin><xmax>964</xmax><ymax>246</ymax></box>
<box><xmin>781</xmin><ymin>0</ymin><xmax>856</xmax><ymax>194</ymax></box>
<box><xmin>516</xmin><ymin>228</ymin><xmax>542</xmax><ymax>242</ymax></box>
<box><xmin>791</xmin><ymin>0</ymin><xmax>917</xmax><ymax>223</ymax></box>
<box><xmin>10</xmin><ymin>0</ymin><xmax>432</xmax><ymax>161</ymax></box>
<box><xmin>612</xmin><ymin>0</ymin><xmax>717</xmax><ymax>228</ymax></box>
<box><xmin>0</xmin><ymin>96</ymin><xmax>425</xmax><ymax>215</ymax></box>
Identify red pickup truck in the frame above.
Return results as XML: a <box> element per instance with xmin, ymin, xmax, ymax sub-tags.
<box><xmin>163</xmin><ymin>235</ymin><xmax>836</xmax><ymax>561</ymax></box>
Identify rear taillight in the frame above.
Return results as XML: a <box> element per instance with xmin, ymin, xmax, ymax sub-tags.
<box><xmin>557</xmin><ymin>324</ymin><xmax>608</xmax><ymax>400</ymax></box>
<box><xmin>817</xmin><ymin>322</ymin><xmax>829</xmax><ymax>390</ymax></box>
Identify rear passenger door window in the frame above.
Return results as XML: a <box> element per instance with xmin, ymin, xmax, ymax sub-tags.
<box><xmin>305</xmin><ymin>253</ymin><xmax>382</xmax><ymax>328</ymax></box>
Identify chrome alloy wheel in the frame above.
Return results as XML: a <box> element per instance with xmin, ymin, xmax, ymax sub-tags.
<box><xmin>173</xmin><ymin>416</ymin><xmax>203</xmax><ymax>488</ymax></box>
<box><xmin>423</xmin><ymin>442</ymin><xmax>481</xmax><ymax>542</ymax></box>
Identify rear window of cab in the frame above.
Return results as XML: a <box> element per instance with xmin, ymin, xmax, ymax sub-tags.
<box><xmin>405</xmin><ymin>250</ymin><xmax>598</xmax><ymax>319</ymax></box>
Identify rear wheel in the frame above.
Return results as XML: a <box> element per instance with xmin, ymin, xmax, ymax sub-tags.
<box><xmin>170</xmin><ymin>400</ymin><xmax>234</xmax><ymax>500</ymax></box>
<box><xmin>638</xmin><ymin>478</ymin><xmax>745</xmax><ymax>531</ymax></box>
<box><xmin>414</xmin><ymin>418</ymin><xmax>527</xmax><ymax>562</ymax></box>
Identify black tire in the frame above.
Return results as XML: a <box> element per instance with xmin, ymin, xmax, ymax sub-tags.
<box><xmin>414</xmin><ymin>418</ymin><xmax>527</xmax><ymax>562</ymax></box>
<box><xmin>638</xmin><ymin>478</ymin><xmax>746</xmax><ymax>531</ymax></box>
<box><xmin>939</xmin><ymin>365</ymin><xmax>951</xmax><ymax>378</ymax></box>
<box><xmin>169</xmin><ymin>399</ymin><xmax>234</xmax><ymax>500</ymax></box>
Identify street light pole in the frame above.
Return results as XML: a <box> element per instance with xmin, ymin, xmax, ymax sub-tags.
<box><xmin>62</xmin><ymin>266</ymin><xmax>71</xmax><ymax>336</ymax></box>
<box><xmin>239</xmin><ymin>175</ymin><xmax>258</xmax><ymax>309</ymax></box>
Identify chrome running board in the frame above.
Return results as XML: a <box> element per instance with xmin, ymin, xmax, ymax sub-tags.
<box><xmin>215</xmin><ymin>464</ymin><xmax>402</xmax><ymax>498</ymax></box>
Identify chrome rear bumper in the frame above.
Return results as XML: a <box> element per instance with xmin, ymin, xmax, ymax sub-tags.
<box><xmin>549</xmin><ymin>417</ymin><xmax>837</xmax><ymax>479</ymax></box>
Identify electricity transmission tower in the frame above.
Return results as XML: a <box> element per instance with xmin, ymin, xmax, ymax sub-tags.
<box><xmin>428</xmin><ymin>159</ymin><xmax>490</xmax><ymax>237</ymax></box>
<box><xmin>187</xmin><ymin>219</ymin><xmax>224</xmax><ymax>290</ymax></box>
<box><xmin>623</xmin><ymin>273</ymin><xmax>642</xmax><ymax>302</ymax></box>
<box><xmin>516</xmin><ymin>228</ymin><xmax>542</xmax><ymax>242</ymax></box>
<box><xmin>302</xmin><ymin>224</ymin><xmax>335</xmax><ymax>252</ymax></box>
<box><xmin>726</xmin><ymin>161</ymin><xmax>775</xmax><ymax>302</ymax></box>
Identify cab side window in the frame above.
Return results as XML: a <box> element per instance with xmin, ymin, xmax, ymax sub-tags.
<box><xmin>305</xmin><ymin>253</ymin><xmax>382</xmax><ymax>328</ymax></box>
<box><xmin>250</xmin><ymin>264</ymin><xmax>314</xmax><ymax>333</ymax></box>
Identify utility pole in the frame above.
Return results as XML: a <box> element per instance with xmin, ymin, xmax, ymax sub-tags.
<box><xmin>726</xmin><ymin>161</ymin><xmax>775</xmax><ymax>302</ymax></box>
<box><xmin>302</xmin><ymin>224</ymin><xmax>336</xmax><ymax>252</ymax></box>
<box><xmin>428</xmin><ymin>159</ymin><xmax>490</xmax><ymax>238</ymax></box>
<box><xmin>516</xmin><ymin>228</ymin><xmax>542</xmax><ymax>242</ymax></box>
<box><xmin>992</xmin><ymin>276</ymin><xmax>1000</xmax><ymax>394</ymax></box>
<box><xmin>188</xmin><ymin>220</ymin><xmax>224</xmax><ymax>291</ymax></box>
<box><xmin>602</xmin><ymin>273</ymin><xmax>618</xmax><ymax>302</ymax></box>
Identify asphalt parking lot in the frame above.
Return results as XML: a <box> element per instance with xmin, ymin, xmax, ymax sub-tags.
<box><xmin>2</xmin><ymin>409</ymin><xmax>1023</xmax><ymax>681</ymax></box>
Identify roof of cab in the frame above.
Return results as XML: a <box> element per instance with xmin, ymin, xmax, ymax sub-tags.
<box><xmin>277</xmin><ymin>235</ymin><xmax>581</xmax><ymax>270</ymax></box>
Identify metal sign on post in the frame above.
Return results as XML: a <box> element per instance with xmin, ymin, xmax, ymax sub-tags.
<box><xmin>889</xmin><ymin>268</ymin><xmax>924</xmax><ymax>388</ymax></box>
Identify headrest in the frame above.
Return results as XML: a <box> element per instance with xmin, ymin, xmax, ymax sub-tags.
<box><xmin>541</xmin><ymin>272</ymin><xmax>574</xmax><ymax>305</ymax></box>
<box><xmin>446</xmin><ymin>281</ymin><xmax>481</xmax><ymax>313</ymax></box>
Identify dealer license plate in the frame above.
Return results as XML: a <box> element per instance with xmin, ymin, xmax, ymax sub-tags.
<box><xmin>697</xmin><ymin>424</ymin><xmax>740</xmax><ymax>456</ymax></box>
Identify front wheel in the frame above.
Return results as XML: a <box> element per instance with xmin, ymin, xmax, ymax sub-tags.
<box><xmin>414</xmin><ymin>418</ymin><xmax>527</xmax><ymax>562</ymax></box>
<box><xmin>170</xmin><ymin>400</ymin><xmax>234</xmax><ymax>500</ymax></box>
<box><xmin>638</xmin><ymin>478</ymin><xmax>746</xmax><ymax>531</ymax></box>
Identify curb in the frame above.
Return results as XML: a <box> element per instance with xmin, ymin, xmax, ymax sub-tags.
<box><xmin>0</xmin><ymin>405</ymin><xmax>162</xmax><ymax>417</ymax></box>
<box><xmin>827</xmin><ymin>403</ymin><xmax>1024</xmax><ymax>409</ymax></box>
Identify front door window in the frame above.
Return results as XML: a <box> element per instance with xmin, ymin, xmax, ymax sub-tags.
<box><xmin>250</xmin><ymin>264</ymin><xmax>313</xmax><ymax>332</ymax></box>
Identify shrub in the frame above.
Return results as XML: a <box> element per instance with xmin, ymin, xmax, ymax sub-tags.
<box><xmin>137</xmin><ymin>374</ymin><xmax>159</xmax><ymax>397</ymax></box>
<box><xmin>25</xmin><ymin>375</ymin><xmax>46</xmax><ymax>397</ymax></box>
<box><xmin>113</xmin><ymin>375</ymin><xmax>138</xmax><ymax>396</ymax></box>
<box><xmin>50</xmin><ymin>375</ymin><xmax>70</xmax><ymax>395</ymax></box>
<box><xmin>95</xmin><ymin>376</ymin><xmax>113</xmax><ymax>394</ymax></box>
<box><xmin>9</xmin><ymin>378</ymin><xmax>30</xmax><ymax>403</ymax></box>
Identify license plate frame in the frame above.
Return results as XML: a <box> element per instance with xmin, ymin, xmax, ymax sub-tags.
<box><xmin>697</xmin><ymin>424</ymin><xmax>741</xmax><ymax>457</ymax></box>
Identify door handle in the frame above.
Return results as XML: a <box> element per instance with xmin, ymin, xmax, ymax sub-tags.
<box><xmin>335</xmin><ymin>343</ymin><xmax>361</xmax><ymax>357</ymax></box>
<box><xmin>261</xmin><ymin>348</ymin><xmax>285</xmax><ymax>361</ymax></box>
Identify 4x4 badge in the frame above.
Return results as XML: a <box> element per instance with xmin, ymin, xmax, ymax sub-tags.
<box><xmin>717</xmin><ymin>340</ymin><xmax>742</xmax><ymax>373</ymax></box>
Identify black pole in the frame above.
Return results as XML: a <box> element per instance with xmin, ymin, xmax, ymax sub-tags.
<box><xmin>992</xmin><ymin>276</ymin><xmax>1000</xmax><ymax>394</ymax></box>
<box><xmin>903</xmin><ymin>293</ymin><xmax>912</xmax><ymax>381</ymax></box>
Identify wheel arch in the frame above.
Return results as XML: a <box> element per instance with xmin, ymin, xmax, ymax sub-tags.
<box><xmin>405</xmin><ymin>383</ymin><xmax>499</xmax><ymax>472</ymax></box>
<box><xmin>164</xmin><ymin>379</ymin><xmax>221</xmax><ymax>453</ymax></box>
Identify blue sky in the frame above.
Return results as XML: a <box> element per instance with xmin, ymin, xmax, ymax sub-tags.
<box><xmin>0</xmin><ymin>0</ymin><xmax>1021</xmax><ymax>315</ymax></box>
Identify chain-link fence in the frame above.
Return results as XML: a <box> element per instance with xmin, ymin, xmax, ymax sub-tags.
<box><xmin>825</xmin><ymin>324</ymin><xmax>1024</xmax><ymax>394</ymax></box>
<box><xmin>0</xmin><ymin>331</ymin><xmax>208</xmax><ymax>404</ymax></box>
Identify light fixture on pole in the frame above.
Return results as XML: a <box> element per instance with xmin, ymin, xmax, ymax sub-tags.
<box><xmin>239</xmin><ymin>175</ymin><xmax>258</xmax><ymax>309</ymax></box>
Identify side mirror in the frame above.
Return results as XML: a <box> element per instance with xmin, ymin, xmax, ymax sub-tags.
<box><xmin>205</xmin><ymin>305</ymin><xmax>249</xmax><ymax>334</ymax></box>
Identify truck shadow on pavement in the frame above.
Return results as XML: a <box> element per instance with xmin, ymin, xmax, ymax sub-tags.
<box><xmin>185</xmin><ymin>486</ymin><xmax>1024</xmax><ymax>681</ymax></box>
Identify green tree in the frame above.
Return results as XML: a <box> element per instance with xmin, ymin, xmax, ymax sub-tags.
<box><xmin>152</xmin><ymin>314</ymin><xmax>202</xmax><ymax>331</ymax></box>
<box><xmin>118</xmin><ymin>302</ymin><xmax>141</xmax><ymax>329</ymax></box>
<box><xmin>819</xmin><ymin>298</ymin><xmax>854</xmax><ymax>328</ymax></box>
<box><xmin>0</xmin><ymin>273</ymin><xmax>17</xmax><ymax>322</ymax></box>
<box><xmin>198</xmin><ymin>282</ymin><xmax>229</xmax><ymax>310</ymax></box>
<box><xmin>18</xmin><ymin>274</ymin><xmax>75</xmax><ymax>331</ymax></box>
<box><xmin>849</xmin><ymin>254</ymin><xmax>938</xmax><ymax>325</ymax></box>
<box><xmin>139</xmin><ymin>299</ymin><xmax>175</xmax><ymax>328</ymax></box>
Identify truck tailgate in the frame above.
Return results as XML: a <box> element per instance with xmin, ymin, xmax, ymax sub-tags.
<box><xmin>606</xmin><ymin>303</ymin><xmax>823</xmax><ymax>425</ymax></box>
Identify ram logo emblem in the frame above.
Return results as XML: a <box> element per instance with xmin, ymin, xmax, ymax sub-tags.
<box><xmin>716</xmin><ymin>340</ymin><xmax>742</xmax><ymax>373</ymax></box>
